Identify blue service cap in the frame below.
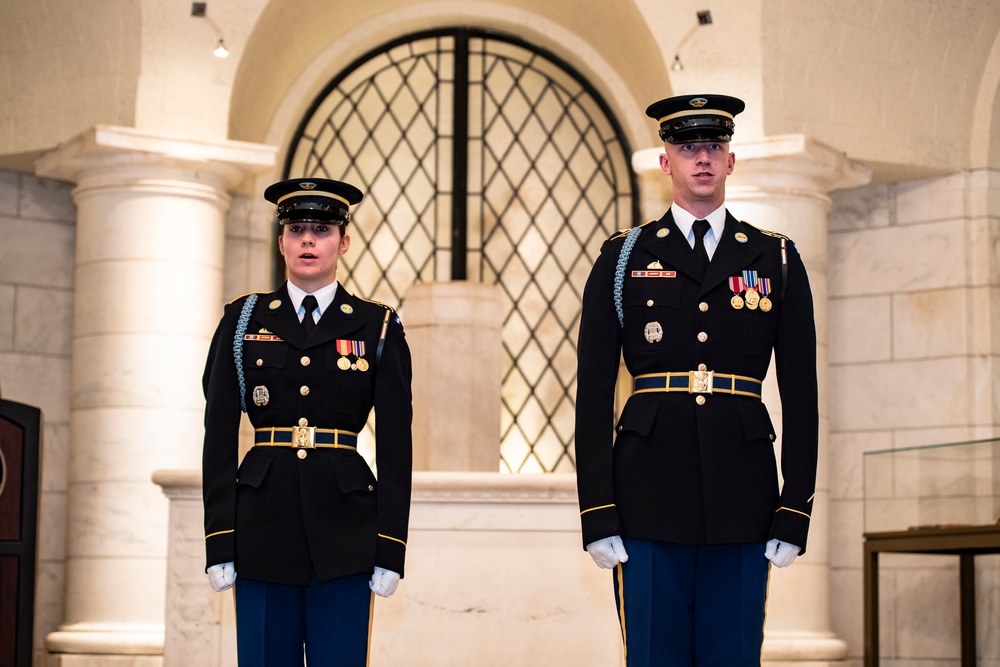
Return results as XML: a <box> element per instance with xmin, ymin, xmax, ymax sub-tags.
<box><xmin>263</xmin><ymin>178</ymin><xmax>364</xmax><ymax>226</ymax></box>
<box><xmin>645</xmin><ymin>94</ymin><xmax>745</xmax><ymax>144</ymax></box>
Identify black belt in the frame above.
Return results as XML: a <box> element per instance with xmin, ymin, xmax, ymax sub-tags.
<box><xmin>254</xmin><ymin>426</ymin><xmax>358</xmax><ymax>449</ymax></box>
<box><xmin>634</xmin><ymin>371</ymin><xmax>762</xmax><ymax>398</ymax></box>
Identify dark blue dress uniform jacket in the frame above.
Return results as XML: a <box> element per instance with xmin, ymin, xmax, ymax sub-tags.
<box><xmin>202</xmin><ymin>282</ymin><xmax>413</xmax><ymax>586</ymax></box>
<box><xmin>575</xmin><ymin>210</ymin><xmax>818</xmax><ymax>553</ymax></box>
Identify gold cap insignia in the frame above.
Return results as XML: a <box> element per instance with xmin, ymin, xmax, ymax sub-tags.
<box><xmin>300</xmin><ymin>182</ymin><xmax>317</xmax><ymax>190</ymax></box>
<box><xmin>689</xmin><ymin>98</ymin><xmax>708</xmax><ymax>108</ymax></box>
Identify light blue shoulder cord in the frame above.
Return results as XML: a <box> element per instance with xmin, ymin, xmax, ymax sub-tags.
<box><xmin>234</xmin><ymin>294</ymin><xmax>258</xmax><ymax>413</ymax></box>
<box><xmin>613</xmin><ymin>227</ymin><xmax>644</xmax><ymax>327</ymax></box>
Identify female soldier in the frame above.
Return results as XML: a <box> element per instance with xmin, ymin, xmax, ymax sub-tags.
<box><xmin>201</xmin><ymin>178</ymin><xmax>412</xmax><ymax>666</ymax></box>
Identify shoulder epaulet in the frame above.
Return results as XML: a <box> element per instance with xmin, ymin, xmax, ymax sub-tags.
<box><xmin>609</xmin><ymin>219</ymin><xmax>657</xmax><ymax>241</ymax></box>
<box><xmin>356</xmin><ymin>295</ymin><xmax>397</xmax><ymax>313</ymax></box>
<box><xmin>741</xmin><ymin>220</ymin><xmax>791</xmax><ymax>242</ymax></box>
<box><xmin>228</xmin><ymin>291</ymin><xmax>268</xmax><ymax>305</ymax></box>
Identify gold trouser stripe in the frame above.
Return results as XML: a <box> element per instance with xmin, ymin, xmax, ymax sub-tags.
<box><xmin>205</xmin><ymin>529</ymin><xmax>234</xmax><ymax>540</ymax></box>
<box><xmin>378</xmin><ymin>533</ymin><xmax>407</xmax><ymax>548</ymax></box>
<box><xmin>366</xmin><ymin>591</ymin><xmax>374</xmax><ymax>667</ymax></box>
<box><xmin>616</xmin><ymin>562</ymin><xmax>627</xmax><ymax>665</ymax></box>
<box><xmin>581</xmin><ymin>503</ymin><xmax>616</xmax><ymax>516</ymax></box>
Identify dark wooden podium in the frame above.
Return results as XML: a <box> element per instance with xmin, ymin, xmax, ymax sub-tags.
<box><xmin>0</xmin><ymin>399</ymin><xmax>41</xmax><ymax>667</ymax></box>
<box><xmin>864</xmin><ymin>525</ymin><xmax>1000</xmax><ymax>666</ymax></box>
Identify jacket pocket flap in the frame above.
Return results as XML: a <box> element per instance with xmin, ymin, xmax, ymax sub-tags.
<box><xmin>334</xmin><ymin>454</ymin><xmax>378</xmax><ymax>494</ymax></box>
<box><xmin>237</xmin><ymin>451</ymin><xmax>273</xmax><ymax>488</ymax></box>
<box><xmin>616</xmin><ymin>396</ymin><xmax>660</xmax><ymax>437</ymax></box>
<box><xmin>739</xmin><ymin>399</ymin><xmax>776</xmax><ymax>442</ymax></box>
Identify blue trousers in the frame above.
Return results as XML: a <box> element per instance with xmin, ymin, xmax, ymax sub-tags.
<box><xmin>234</xmin><ymin>573</ymin><xmax>373</xmax><ymax>667</ymax></box>
<box><xmin>614</xmin><ymin>538</ymin><xmax>770</xmax><ymax>667</ymax></box>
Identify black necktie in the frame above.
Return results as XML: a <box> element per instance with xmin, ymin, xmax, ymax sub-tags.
<box><xmin>301</xmin><ymin>295</ymin><xmax>318</xmax><ymax>337</ymax></box>
<box><xmin>693</xmin><ymin>219</ymin><xmax>711</xmax><ymax>275</ymax></box>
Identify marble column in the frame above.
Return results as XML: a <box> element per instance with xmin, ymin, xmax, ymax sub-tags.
<box><xmin>633</xmin><ymin>134</ymin><xmax>870</xmax><ymax>664</ymax></box>
<box><xmin>35</xmin><ymin>126</ymin><xmax>275</xmax><ymax>665</ymax></box>
<box><xmin>405</xmin><ymin>282</ymin><xmax>503</xmax><ymax>471</ymax></box>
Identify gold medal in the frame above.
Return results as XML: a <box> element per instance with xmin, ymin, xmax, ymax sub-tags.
<box><xmin>745</xmin><ymin>289</ymin><xmax>760</xmax><ymax>310</ymax></box>
<box><xmin>337</xmin><ymin>356</ymin><xmax>351</xmax><ymax>371</ymax></box>
<box><xmin>356</xmin><ymin>358</ymin><xmax>369</xmax><ymax>372</ymax></box>
<box><xmin>731</xmin><ymin>294</ymin><xmax>744</xmax><ymax>310</ymax></box>
<box><xmin>644</xmin><ymin>321</ymin><xmax>663</xmax><ymax>343</ymax></box>
<box><xmin>759</xmin><ymin>297</ymin><xmax>772</xmax><ymax>312</ymax></box>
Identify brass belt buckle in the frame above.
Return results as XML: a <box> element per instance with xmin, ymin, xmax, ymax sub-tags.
<box><xmin>690</xmin><ymin>370</ymin><xmax>714</xmax><ymax>394</ymax></box>
<box><xmin>292</xmin><ymin>418</ymin><xmax>316</xmax><ymax>448</ymax></box>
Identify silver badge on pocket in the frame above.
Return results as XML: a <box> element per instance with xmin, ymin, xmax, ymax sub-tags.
<box><xmin>644</xmin><ymin>321</ymin><xmax>663</xmax><ymax>343</ymax></box>
<box><xmin>252</xmin><ymin>385</ymin><xmax>270</xmax><ymax>407</ymax></box>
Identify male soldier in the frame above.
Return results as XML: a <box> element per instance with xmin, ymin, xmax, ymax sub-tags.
<box><xmin>202</xmin><ymin>178</ymin><xmax>412</xmax><ymax>666</ymax></box>
<box><xmin>575</xmin><ymin>94</ymin><xmax>818</xmax><ymax>665</ymax></box>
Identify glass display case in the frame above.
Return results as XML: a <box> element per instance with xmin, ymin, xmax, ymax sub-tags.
<box><xmin>862</xmin><ymin>438</ymin><xmax>1000</xmax><ymax>666</ymax></box>
<box><xmin>863</xmin><ymin>437</ymin><xmax>1000</xmax><ymax>534</ymax></box>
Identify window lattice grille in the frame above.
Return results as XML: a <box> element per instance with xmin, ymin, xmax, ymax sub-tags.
<box><xmin>285</xmin><ymin>28</ymin><xmax>637</xmax><ymax>472</ymax></box>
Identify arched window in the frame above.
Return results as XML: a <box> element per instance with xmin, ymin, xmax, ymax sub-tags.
<box><xmin>285</xmin><ymin>27</ymin><xmax>637</xmax><ymax>472</ymax></box>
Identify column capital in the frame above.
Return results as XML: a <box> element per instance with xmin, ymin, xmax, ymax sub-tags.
<box><xmin>35</xmin><ymin>124</ymin><xmax>276</xmax><ymax>192</ymax></box>
<box><xmin>633</xmin><ymin>133</ymin><xmax>872</xmax><ymax>197</ymax></box>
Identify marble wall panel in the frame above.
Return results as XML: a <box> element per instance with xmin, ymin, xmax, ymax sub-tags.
<box><xmin>829</xmin><ymin>295</ymin><xmax>891</xmax><ymax>364</ymax></box>
<box><xmin>829</xmin><ymin>357</ymin><xmax>970</xmax><ymax>432</ymax></box>
<box><xmin>41</xmin><ymin>421</ymin><xmax>70</xmax><ymax>493</ymax></box>
<box><xmin>18</xmin><ymin>174</ymin><xmax>75</xmax><ymax>222</ymax></box>
<box><xmin>829</xmin><ymin>219</ymin><xmax>966</xmax><ymax>298</ymax></box>
<box><xmin>894</xmin><ymin>173</ymin><xmax>969</xmax><ymax>225</ymax></box>
<box><xmin>0</xmin><ymin>284</ymin><xmax>13</xmax><ymax>351</ymax></box>
<box><xmin>891</xmin><ymin>289</ymin><xmax>968</xmax><ymax>360</ymax></box>
<box><xmin>0</xmin><ymin>170</ymin><xmax>18</xmax><ymax>216</ymax></box>
<box><xmin>33</xmin><ymin>560</ymin><xmax>66</xmax><ymax>667</ymax></box>
<box><xmin>829</xmin><ymin>498</ymin><xmax>864</xmax><ymax>569</ymax></box>
<box><xmin>967</xmin><ymin>169</ymin><xmax>1000</xmax><ymax>219</ymax></box>
<box><xmin>0</xmin><ymin>352</ymin><xmax>72</xmax><ymax>423</ymax></box>
<box><xmin>14</xmin><ymin>286</ymin><xmax>73</xmax><ymax>355</ymax></box>
<box><xmin>0</xmin><ymin>216</ymin><xmax>75</xmax><ymax>289</ymax></box>
<box><xmin>828</xmin><ymin>566</ymin><xmax>863</xmax><ymax>662</ymax></box>
<box><xmin>829</xmin><ymin>184</ymin><xmax>892</xmax><ymax>232</ymax></box>
<box><xmin>830</xmin><ymin>431</ymin><xmax>891</xmax><ymax>501</ymax></box>
<box><xmin>892</xmin><ymin>563</ymin><xmax>961</xmax><ymax>660</ymax></box>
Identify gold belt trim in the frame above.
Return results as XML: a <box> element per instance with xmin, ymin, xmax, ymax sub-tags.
<box><xmin>633</xmin><ymin>371</ymin><xmax>763</xmax><ymax>398</ymax></box>
<box><xmin>253</xmin><ymin>426</ymin><xmax>358</xmax><ymax>450</ymax></box>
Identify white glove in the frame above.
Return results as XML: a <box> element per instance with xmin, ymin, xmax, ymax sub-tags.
<box><xmin>764</xmin><ymin>539</ymin><xmax>801</xmax><ymax>568</ymax></box>
<box><xmin>207</xmin><ymin>562</ymin><xmax>236</xmax><ymax>592</ymax></box>
<box><xmin>586</xmin><ymin>535</ymin><xmax>629</xmax><ymax>569</ymax></box>
<box><xmin>369</xmin><ymin>566</ymin><xmax>400</xmax><ymax>597</ymax></box>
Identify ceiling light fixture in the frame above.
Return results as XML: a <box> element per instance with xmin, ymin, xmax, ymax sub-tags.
<box><xmin>672</xmin><ymin>10</ymin><xmax>713</xmax><ymax>72</ymax></box>
<box><xmin>192</xmin><ymin>2</ymin><xmax>229</xmax><ymax>58</ymax></box>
